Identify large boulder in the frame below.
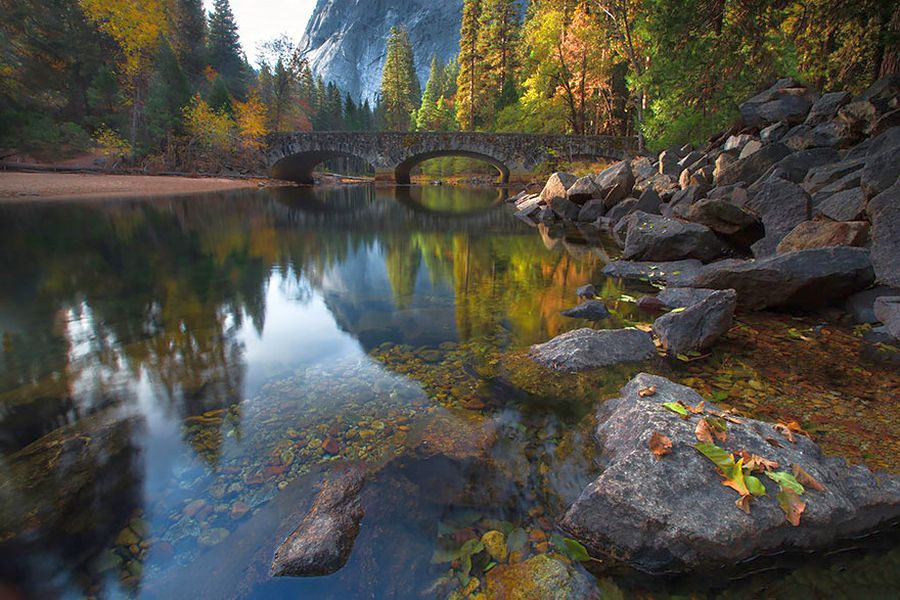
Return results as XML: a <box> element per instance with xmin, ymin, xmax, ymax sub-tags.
<box><xmin>804</xmin><ymin>91</ymin><xmax>851</xmax><ymax>126</ymax></box>
<box><xmin>548</xmin><ymin>196</ymin><xmax>581</xmax><ymax>222</ymax></box>
<box><xmin>715</xmin><ymin>143</ymin><xmax>791</xmax><ymax>187</ymax></box>
<box><xmin>560</xmin><ymin>373</ymin><xmax>900</xmax><ymax>575</ymax></box>
<box><xmin>738</xmin><ymin>78</ymin><xmax>818</xmax><ymax>128</ymax></box>
<box><xmin>860</xmin><ymin>126</ymin><xmax>900</xmax><ymax>199</ymax></box>
<box><xmin>845</xmin><ymin>287</ymin><xmax>900</xmax><ymax>324</ymax></box>
<box><xmin>602</xmin><ymin>259</ymin><xmax>704</xmax><ymax>287</ymax></box>
<box><xmin>747</xmin><ymin>177</ymin><xmax>812</xmax><ymax>257</ymax></box>
<box><xmin>775</xmin><ymin>220</ymin><xmax>868</xmax><ymax>253</ymax></box>
<box><xmin>529</xmin><ymin>328</ymin><xmax>656</xmax><ymax>373</ymax></box>
<box><xmin>577</xmin><ymin>198</ymin><xmax>605</xmax><ymax>222</ymax></box>
<box><xmin>682</xmin><ymin>247</ymin><xmax>875</xmax><ymax>309</ymax></box>
<box><xmin>593</xmin><ymin>161</ymin><xmax>636</xmax><ymax>208</ymax></box>
<box><xmin>605</xmin><ymin>197</ymin><xmax>638</xmax><ymax>223</ymax></box>
<box><xmin>656</xmin><ymin>287</ymin><xmax>717</xmax><ymax>309</ymax></box>
<box><xmin>653</xmin><ymin>289</ymin><xmax>737</xmax><ymax>354</ymax></box>
<box><xmin>814</xmin><ymin>187</ymin><xmax>866</xmax><ymax>221</ymax></box>
<box><xmin>623</xmin><ymin>212</ymin><xmax>727</xmax><ymax>263</ymax></box>
<box><xmin>561</xmin><ymin>299</ymin><xmax>611</xmax><ymax>321</ymax></box>
<box><xmin>868</xmin><ymin>183</ymin><xmax>900</xmax><ymax>286</ymax></box>
<box><xmin>803</xmin><ymin>158</ymin><xmax>865</xmax><ymax>195</ymax></box>
<box><xmin>540</xmin><ymin>172</ymin><xmax>579</xmax><ymax>203</ymax></box>
<box><xmin>769</xmin><ymin>147</ymin><xmax>841</xmax><ymax>183</ymax></box>
<box><xmin>687</xmin><ymin>197</ymin><xmax>761</xmax><ymax>243</ymax></box>
<box><xmin>566</xmin><ymin>175</ymin><xmax>599</xmax><ymax>204</ymax></box>
<box><xmin>873</xmin><ymin>297</ymin><xmax>900</xmax><ymax>340</ymax></box>
<box><xmin>271</xmin><ymin>467</ymin><xmax>366</xmax><ymax>577</ymax></box>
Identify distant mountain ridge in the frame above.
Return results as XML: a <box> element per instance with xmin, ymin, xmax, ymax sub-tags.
<box><xmin>299</xmin><ymin>0</ymin><xmax>465</xmax><ymax>103</ymax></box>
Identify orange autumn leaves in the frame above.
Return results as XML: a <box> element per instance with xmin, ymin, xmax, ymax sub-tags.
<box><xmin>648</xmin><ymin>392</ymin><xmax>825</xmax><ymax>526</ymax></box>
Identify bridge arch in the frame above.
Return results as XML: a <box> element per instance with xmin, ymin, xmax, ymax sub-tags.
<box><xmin>394</xmin><ymin>150</ymin><xmax>510</xmax><ymax>185</ymax></box>
<box><xmin>271</xmin><ymin>150</ymin><xmax>374</xmax><ymax>184</ymax></box>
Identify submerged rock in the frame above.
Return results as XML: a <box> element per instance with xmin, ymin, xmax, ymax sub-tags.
<box><xmin>560</xmin><ymin>373</ymin><xmax>900</xmax><ymax>575</ymax></box>
<box><xmin>561</xmin><ymin>300</ymin><xmax>611</xmax><ymax>321</ymax></box>
<box><xmin>485</xmin><ymin>553</ymin><xmax>595</xmax><ymax>600</ymax></box>
<box><xmin>271</xmin><ymin>466</ymin><xmax>366</xmax><ymax>577</ymax></box>
<box><xmin>652</xmin><ymin>289</ymin><xmax>737</xmax><ymax>355</ymax></box>
<box><xmin>683</xmin><ymin>247</ymin><xmax>874</xmax><ymax>309</ymax></box>
<box><xmin>529</xmin><ymin>328</ymin><xmax>656</xmax><ymax>373</ymax></box>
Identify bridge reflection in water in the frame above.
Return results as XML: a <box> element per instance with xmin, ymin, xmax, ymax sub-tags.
<box><xmin>266</xmin><ymin>131</ymin><xmax>637</xmax><ymax>184</ymax></box>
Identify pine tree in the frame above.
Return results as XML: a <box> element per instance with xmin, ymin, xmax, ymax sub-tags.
<box><xmin>416</xmin><ymin>55</ymin><xmax>442</xmax><ymax>130</ymax></box>
<box><xmin>207</xmin><ymin>0</ymin><xmax>246</xmax><ymax>97</ymax></box>
<box><xmin>380</xmin><ymin>26</ymin><xmax>420</xmax><ymax>131</ymax></box>
<box><xmin>144</xmin><ymin>40</ymin><xmax>191</xmax><ymax>149</ymax></box>
<box><xmin>345</xmin><ymin>94</ymin><xmax>359</xmax><ymax>130</ymax></box>
<box><xmin>479</xmin><ymin>0</ymin><xmax>520</xmax><ymax>115</ymax></box>
<box><xmin>457</xmin><ymin>0</ymin><xmax>483</xmax><ymax>130</ymax></box>
<box><xmin>171</xmin><ymin>0</ymin><xmax>207</xmax><ymax>82</ymax></box>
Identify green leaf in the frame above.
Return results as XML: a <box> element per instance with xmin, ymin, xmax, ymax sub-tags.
<box><xmin>765</xmin><ymin>471</ymin><xmax>805</xmax><ymax>495</ymax></box>
<box><xmin>693</xmin><ymin>442</ymin><xmax>735</xmax><ymax>474</ymax></box>
<box><xmin>550</xmin><ymin>533</ymin><xmax>591</xmax><ymax>561</ymax></box>
<box><xmin>506</xmin><ymin>527</ymin><xmax>528</xmax><ymax>553</ymax></box>
<box><xmin>745</xmin><ymin>474</ymin><xmax>767</xmax><ymax>497</ymax></box>
<box><xmin>669</xmin><ymin>307</ymin><xmax>687</xmax><ymax>313</ymax></box>
<box><xmin>676</xmin><ymin>353</ymin><xmax>691</xmax><ymax>362</ymax></box>
<box><xmin>619</xmin><ymin>294</ymin><xmax>636</xmax><ymax>302</ymax></box>
<box><xmin>662</xmin><ymin>401</ymin><xmax>690</xmax><ymax>417</ymax></box>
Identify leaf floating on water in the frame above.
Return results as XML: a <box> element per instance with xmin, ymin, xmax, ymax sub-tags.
<box><xmin>619</xmin><ymin>294</ymin><xmax>637</xmax><ymax>302</ymax></box>
<box><xmin>765</xmin><ymin>471</ymin><xmax>805</xmax><ymax>495</ymax></box>
<box><xmin>661</xmin><ymin>402</ymin><xmax>690</xmax><ymax>418</ymax></box>
<box><xmin>792</xmin><ymin>465</ymin><xmax>826</xmax><ymax>492</ymax></box>
<box><xmin>638</xmin><ymin>385</ymin><xmax>657</xmax><ymax>397</ymax></box>
<box><xmin>777</xmin><ymin>489</ymin><xmax>806</xmax><ymax>526</ymax></box>
<box><xmin>676</xmin><ymin>353</ymin><xmax>691</xmax><ymax>362</ymax></box>
<box><xmin>649</xmin><ymin>431</ymin><xmax>673</xmax><ymax>457</ymax></box>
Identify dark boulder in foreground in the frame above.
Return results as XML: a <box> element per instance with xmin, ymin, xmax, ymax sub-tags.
<box><xmin>560</xmin><ymin>373</ymin><xmax>900</xmax><ymax>575</ymax></box>
<box><xmin>683</xmin><ymin>247</ymin><xmax>874</xmax><ymax>309</ymax></box>
<box><xmin>623</xmin><ymin>212</ymin><xmax>727</xmax><ymax>263</ymax></box>
<box><xmin>529</xmin><ymin>328</ymin><xmax>656</xmax><ymax>373</ymax></box>
<box><xmin>271</xmin><ymin>466</ymin><xmax>366</xmax><ymax>577</ymax></box>
<box><xmin>561</xmin><ymin>299</ymin><xmax>611</xmax><ymax>321</ymax></box>
<box><xmin>653</xmin><ymin>289</ymin><xmax>736</xmax><ymax>354</ymax></box>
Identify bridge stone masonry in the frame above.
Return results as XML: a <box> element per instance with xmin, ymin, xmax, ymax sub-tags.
<box><xmin>266</xmin><ymin>131</ymin><xmax>638</xmax><ymax>184</ymax></box>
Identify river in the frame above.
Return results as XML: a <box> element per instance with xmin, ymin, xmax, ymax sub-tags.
<box><xmin>0</xmin><ymin>185</ymin><xmax>897</xmax><ymax>598</ymax></box>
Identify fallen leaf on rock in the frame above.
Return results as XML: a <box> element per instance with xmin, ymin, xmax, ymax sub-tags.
<box><xmin>722</xmin><ymin>458</ymin><xmax>751</xmax><ymax>497</ymax></box>
<box><xmin>792</xmin><ymin>465</ymin><xmax>826</xmax><ymax>492</ymax></box>
<box><xmin>735</xmin><ymin>494</ymin><xmax>752</xmax><ymax>513</ymax></box>
<box><xmin>745</xmin><ymin>474</ymin><xmax>767</xmax><ymax>497</ymax></box>
<box><xmin>661</xmin><ymin>402</ymin><xmax>690</xmax><ymax>418</ymax></box>
<box><xmin>639</xmin><ymin>385</ymin><xmax>657</xmax><ymax>397</ymax></box>
<box><xmin>765</xmin><ymin>471</ymin><xmax>805</xmax><ymax>495</ymax></box>
<box><xmin>695</xmin><ymin>419</ymin><xmax>715</xmax><ymax>444</ymax></box>
<box><xmin>686</xmin><ymin>400</ymin><xmax>706</xmax><ymax>414</ymax></box>
<box><xmin>774</xmin><ymin>423</ymin><xmax>796</xmax><ymax>443</ymax></box>
<box><xmin>777</xmin><ymin>489</ymin><xmax>806</xmax><ymax>526</ymax></box>
<box><xmin>649</xmin><ymin>431</ymin><xmax>672</xmax><ymax>457</ymax></box>
<box><xmin>765</xmin><ymin>437</ymin><xmax>784</xmax><ymax>448</ymax></box>
<box><xmin>739</xmin><ymin>452</ymin><xmax>779</xmax><ymax>473</ymax></box>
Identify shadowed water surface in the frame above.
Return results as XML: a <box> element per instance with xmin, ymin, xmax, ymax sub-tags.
<box><xmin>0</xmin><ymin>185</ymin><xmax>897</xmax><ymax>599</ymax></box>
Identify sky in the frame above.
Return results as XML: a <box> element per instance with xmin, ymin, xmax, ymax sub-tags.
<box><xmin>204</xmin><ymin>0</ymin><xmax>317</xmax><ymax>66</ymax></box>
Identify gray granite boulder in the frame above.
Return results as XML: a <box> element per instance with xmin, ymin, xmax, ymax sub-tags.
<box><xmin>529</xmin><ymin>328</ymin><xmax>656</xmax><ymax>373</ymax></box>
<box><xmin>747</xmin><ymin>177</ymin><xmax>812</xmax><ymax>257</ymax></box>
<box><xmin>624</xmin><ymin>212</ymin><xmax>727</xmax><ymax>263</ymax></box>
<box><xmin>566</xmin><ymin>176</ymin><xmax>599</xmax><ymax>204</ymax></box>
<box><xmin>869</xmin><ymin>183</ymin><xmax>900</xmax><ymax>287</ymax></box>
<box><xmin>602</xmin><ymin>259</ymin><xmax>704</xmax><ymax>287</ymax></box>
<box><xmin>687</xmin><ymin>197</ymin><xmax>761</xmax><ymax>237</ymax></box>
<box><xmin>540</xmin><ymin>172</ymin><xmax>578</xmax><ymax>203</ymax></box>
<box><xmin>716</xmin><ymin>143</ymin><xmax>791</xmax><ymax>187</ymax></box>
<box><xmin>576</xmin><ymin>284</ymin><xmax>597</xmax><ymax>299</ymax></box>
<box><xmin>814</xmin><ymin>187</ymin><xmax>866</xmax><ymax>221</ymax></box>
<box><xmin>657</xmin><ymin>287</ymin><xmax>717</xmax><ymax>309</ymax></box>
<box><xmin>738</xmin><ymin>78</ymin><xmax>818</xmax><ymax>128</ymax></box>
<box><xmin>561</xmin><ymin>300</ymin><xmax>611</xmax><ymax>321</ymax></box>
<box><xmin>548</xmin><ymin>196</ymin><xmax>581</xmax><ymax>222</ymax></box>
<box><xmin>560</xmin><ymin>373</ymin><xmax>900</xmax><ymax>575</ymax></box>
<box><xmin>860</xmin><ymin>126</ymin><xmax>900</xmax><ymax>199</ymax></box>
<box><xmin>653</xmin><ymin>289</ymin><xmax>737</xmax><ymax>354</ymax></box>
<box><xmin>683</xmin><ymin>247</ymin><xmax>874</xmax><ymax>309</ymax></box>
<box><xmin>577</xmin><ymin>198</ymin><xmax>606</xmax><ymax>222</ymax></box>
<box><xmin>873</xmin><ymin>296</ymin><xmax>900</xmax><ymax>340</ymax></box>
<box><xmin>594</xmin><ymin>161</ymin><xmax>636</xmax><ymax>208</ymax></box>
<box><xmin>272</xmin><ymin>467</ymin><xmax>366</xmax><ymax>577</ymax></box>
<box><xmin>805</xmin><ymin>91</ymin><xmax>851</xmax><ymax>126</ymax></box>
<box><xmin>846</xmin><ymin>287</ymin><xmax>900</xmax><ymax>324</ymax></box>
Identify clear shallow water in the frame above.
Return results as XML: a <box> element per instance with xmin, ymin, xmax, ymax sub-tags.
<box><xmin>0</xmin><ymin>185</ymin><xmax>897</xmax><ymax>599</ymax></box>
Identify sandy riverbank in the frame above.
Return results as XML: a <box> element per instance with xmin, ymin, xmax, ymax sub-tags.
<box><xmin>0</xmin><ymin>172</ymin><xmax>269</xmax><ymax>202</ymax></box>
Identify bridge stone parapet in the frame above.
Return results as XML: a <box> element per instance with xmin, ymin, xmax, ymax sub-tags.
<box><xmin>266</xmin><ymin>132</ymin><xmax>637</xmax><ymax>184</ymax></box>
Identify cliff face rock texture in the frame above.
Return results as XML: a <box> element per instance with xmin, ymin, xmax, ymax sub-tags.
<box><xmin>299</xmin><ymin>0</ymin><xmax>464</xmax><ymax>102</ymax></box>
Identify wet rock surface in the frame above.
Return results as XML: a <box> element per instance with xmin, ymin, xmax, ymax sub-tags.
<box><xmin>602</xmin><ymin>259</ymin><xmax>704</xmax><ymax>286</ymax></box>
<box><xmin>529</xmin><ymin>328</ymin><xmax>657</xmax><ymax>373</ymax></box>
<box><xmin>623</xmin><ymin>212</ymin><xmax>727</xmax><ymax>262</ymax></box>
<box><xmin>271</xmin><ymin>466</ymin><xmax>367</xmax><ymax>577</ymax></box>
<box><xmin>485</xmin><ymin>554</ymin><xmax>595</xmax><ymax>600</ymax></box>
<box><xmin>683</xmin><ymin>247</ymin><xmax>874</xmax><ymax>309</ymax></box>
<box><xmin>560</xmin><ymin>373</ymin><xmax>900</xmax><ymax>575</ymax></box>
<box><xmin>561</xmin><ymin>299</ymin><xmax>611</xmax><ymax>321</ymax></box>
<box><xmin>652</xmin><ymin>289</ymin><xmax>737</xmax><ymax>354</ymax></box>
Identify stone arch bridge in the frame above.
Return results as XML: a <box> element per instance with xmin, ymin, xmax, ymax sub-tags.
<box><xmin>266</xmin><ymin>132</ymin><xmax>637</xmax><ymax>184</ymax></box>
